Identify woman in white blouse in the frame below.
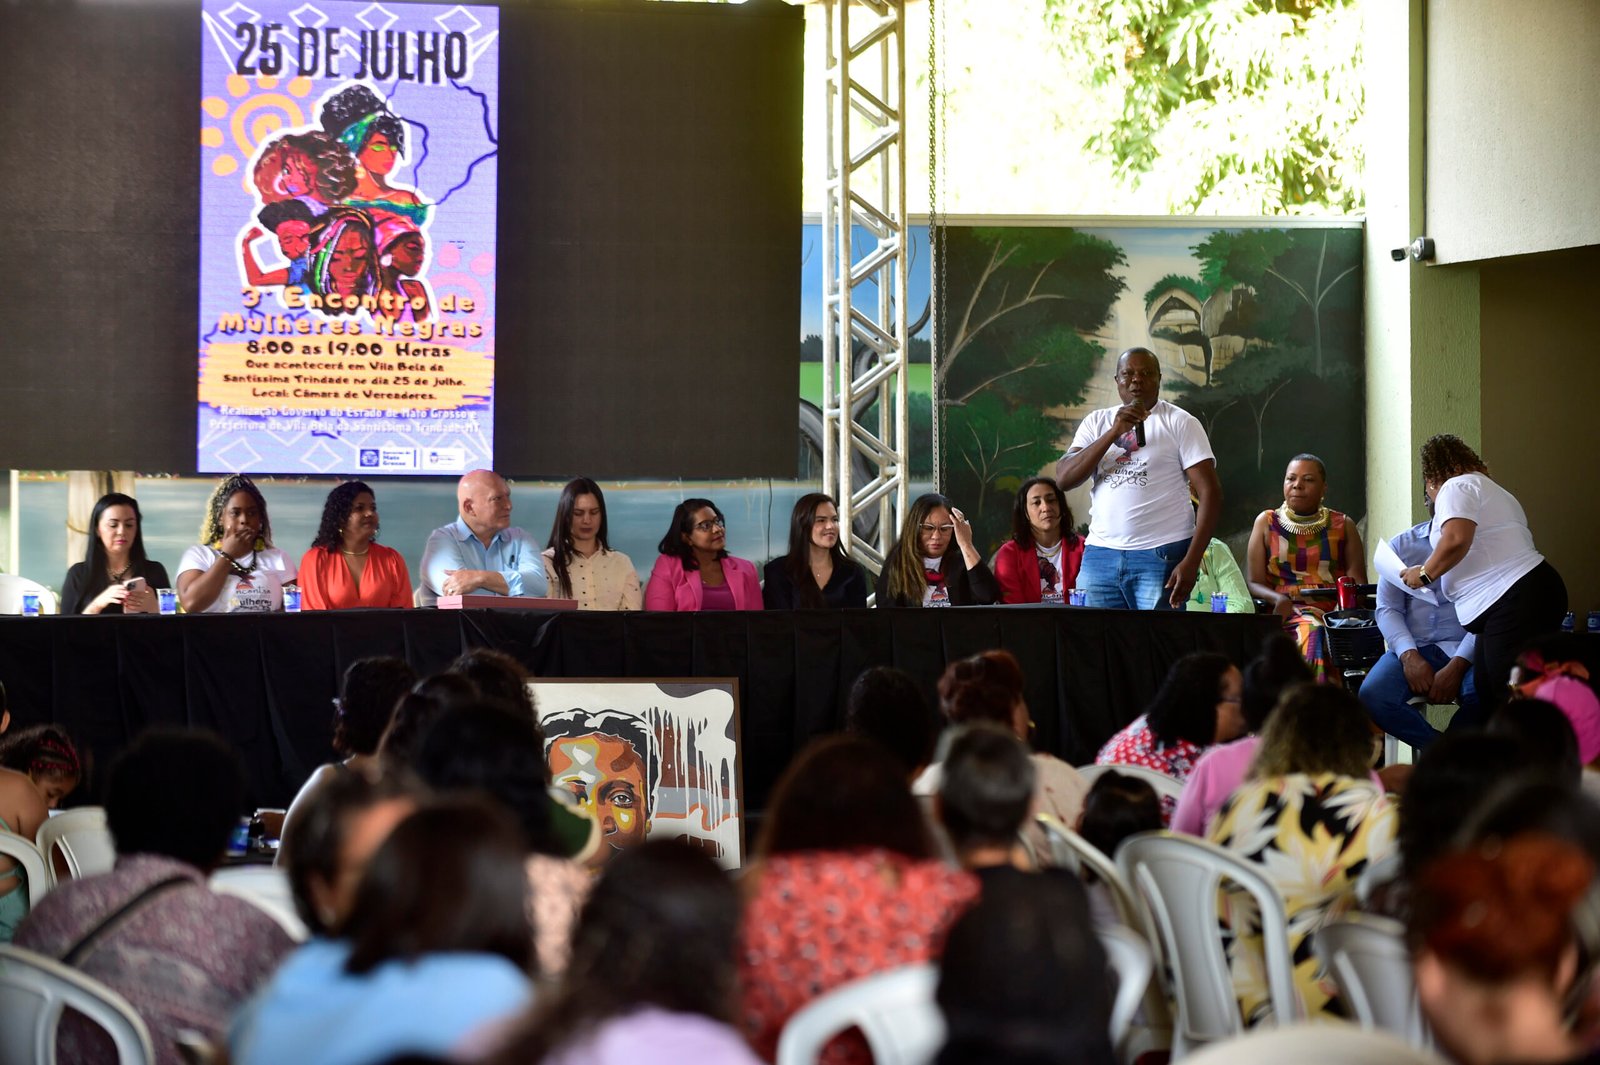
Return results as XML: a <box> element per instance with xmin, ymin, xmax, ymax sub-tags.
<box><xmin>542</xmin><ymin>478</ymin><xmax>642</xmax><ymax>610</ymax></box>
<box><xmin>1402</xmin><ymin>434</ymin><xmax>1566</xmax><ymax>711</ymax></box>
<box><xmin>177</xmin><ymin>474</ymin><xmax>298</xmax><ymax>613</ymax></box>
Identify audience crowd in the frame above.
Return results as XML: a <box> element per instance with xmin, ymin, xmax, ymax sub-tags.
<box><xmin>0</xmin><ymin>615</ymin><xmax>1593</xmax><ymax>1065</ymax></box>
<box><xmin>3</xmin><ymin>402</ymin><xmax>1590</xmax><ymax>1065</ymax></box>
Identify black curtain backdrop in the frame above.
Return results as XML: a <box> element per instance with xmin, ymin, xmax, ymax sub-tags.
<box><xmin>0</xmin><ymin>607</ymin><xmax>1280</xmax><ymax>814</ymax></box>
<box><xmin>0</xmin><ymin>0</ymin><xmax>801</xmax><ymax>479</ymax></box>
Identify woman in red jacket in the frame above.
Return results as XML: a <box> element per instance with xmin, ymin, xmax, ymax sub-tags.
<box><xmin>994</xmin><ymin>477</ymin><xmax>1084</xmax><ymax>605</ymax></box>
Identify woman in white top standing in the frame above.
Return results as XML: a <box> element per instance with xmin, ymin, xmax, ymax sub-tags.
<box><xmin>177</xmin><ymin>474</ymin><xmax>298</xmax><ymax>613</ymax></box>
<box><xmin>542</xmin><ymin>478</ymin><xmax>641</xmax><ymax>610</ymax></box>
<box><xmin>1402</xmin><ymin>434</ymin><xmax>1566</xmax><ymax>712</ymax></box>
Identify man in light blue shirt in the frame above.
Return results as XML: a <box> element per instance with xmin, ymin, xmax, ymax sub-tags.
<box><xmin>418</xmin><ymin>469</ymin><xmax>548</xmax><ymax>607</ymax></box>
<box><xmin>1360</xmin><ymin>519</ymin><xmax>1480</xmax><ymax>750</ymax></box>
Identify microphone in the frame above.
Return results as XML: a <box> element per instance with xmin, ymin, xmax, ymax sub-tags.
<box><xmin>1135</xmin><ymin>421</ymin><xmax>1146</xmax><ymax>447</ymax></box>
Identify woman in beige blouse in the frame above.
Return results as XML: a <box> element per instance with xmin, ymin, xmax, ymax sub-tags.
<box><xmin>542</xmin><ymin>478</ymin><xmax>642</xmax><ymax>610</ymax></box>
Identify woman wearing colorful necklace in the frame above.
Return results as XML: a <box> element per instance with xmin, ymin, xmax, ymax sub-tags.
<box><xmin>177</xmin><ymin>474</ymin><xmax>298</xmax><ymax>613</ymax></box>
<box><xmin>298</xmin><ymin>481</ymin><xmax>413</xmax><ymax>610</ymax></box>
<box><xmin>994</xmin><ymin>477</ymin><xmax>1084</xmax><ymax>605</ymax></box>
<box><xmin>1246</xmin><ymin>453</ymin><xmax>1366</xmax><ymax>682</ymax></box>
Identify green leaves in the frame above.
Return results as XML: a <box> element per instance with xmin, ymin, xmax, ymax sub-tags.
<box><xmin>1041</xmin><ymin>0</ymin><xmax>1363</xmax><ymax>214</ymax></box>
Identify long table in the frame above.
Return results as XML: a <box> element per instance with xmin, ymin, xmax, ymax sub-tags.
<box><xmin>0</xmin><ymin>607</ymin><xmax>1280</xmax><ymax>811</ymax></box>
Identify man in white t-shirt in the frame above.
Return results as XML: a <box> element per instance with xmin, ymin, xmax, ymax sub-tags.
<box><xmin>1055</xmin><ymin>348</ymin><xmax>1222</xmax><ymax>610</ymax></box>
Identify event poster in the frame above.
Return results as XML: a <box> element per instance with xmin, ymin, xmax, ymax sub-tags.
<box><xmin>198</xmin><ymin>1</ymin><xmax>498</xmax><ymax>474</ymax></box>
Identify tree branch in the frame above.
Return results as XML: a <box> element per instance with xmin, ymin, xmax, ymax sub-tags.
<box><xmin>941</xmin><ymin>245</ymin><xmax>1067</xmax><ymax>381</ymax></box>
<box><xmin>949</xmin><ymin>357</ymin><xmax>1044</xmax><ymax>405</ymax></box>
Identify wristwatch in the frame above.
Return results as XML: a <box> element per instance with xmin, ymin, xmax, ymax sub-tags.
<box><xmin>1418</xmin><ymin>566</ymin><xmax>1433</xmax><ymax>586</ymax></box>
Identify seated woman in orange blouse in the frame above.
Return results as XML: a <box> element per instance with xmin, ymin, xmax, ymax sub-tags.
<box><xmin>299</xmin><ymin>481</ymin><xmax>413</xmax><ymax>609</ymax></box>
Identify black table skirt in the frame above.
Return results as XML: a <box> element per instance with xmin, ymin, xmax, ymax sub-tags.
<box><xmin>0</xmin><ymin>607</ymin><xmax>1280</xmax><ymax>811</ymax></box>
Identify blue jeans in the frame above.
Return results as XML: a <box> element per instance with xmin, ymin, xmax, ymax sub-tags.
<box><xmin>1078</xmin><ymin>539</ymin><xmax>1191</xmax><ymax>611</ymax></box>
<box><xmin>1359</xmin><ymin>644</ymin><xmax>1480</xmax><ymax>751</ymax></box>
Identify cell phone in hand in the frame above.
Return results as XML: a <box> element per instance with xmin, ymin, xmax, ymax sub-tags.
<box><xmin>123</xmin><ymin>577</ymin><xmax>147</xmax><ymax>593</ymax></box>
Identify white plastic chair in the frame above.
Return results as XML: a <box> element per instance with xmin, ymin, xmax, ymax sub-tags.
<box><xmin>1035</xmin><ymin>814</ymin><xmax>1142</xmax><ymax>927</ymax></box>
<box><xmin>36</xmin><ymin>807</ymin><xmax>116</xmax><ymax>886</ymax></box>
<box><xmin>775</xmin><ymin>964</ymin><xmax>942</xmax><ymax>1065</ymax></box>
<box><xmin>1098</xmin><ymin>923</ymin><xmax>1155</xmax><ymax>1062</ymax></box>
<box><xmin>209</xmin><ymin>866</ymin><xmax>308</xmax><ymax>942</ymax></box>
<box><xmin>1117</xmin><ymin>832</ymin><xmax>1302</xmax><ymax>1058</ymax></box>
<box><xmin>1353</xmin><ymin>850</ymin><xmax>1403</xmax><ymax>908</ymax></box>
<box><xmin>0</xmin><ymin>831</ymin><xmax>52</xmax><ymax>908</ymax></box>
<box><xmin>0</xmin><ymin>574</ymin><xmax>58</xmax><ymax>615</ymax></box>
<box><xmin>1179</xmin><ymin>1021</ymin><xmax>1447</xmax><ymax>1065</ymax></box>
<box><xmin>1076</xmin><ymin>763</ymin><xmax>1186</xmax><ymax>806</ymax></box>
<box><xmin>1314</xmin><ymin>914</ymin><xmax>1431</xmax><ymax>1046</ymax></box>
<box><xmin>1035</xmin><ymin>814</ymin><xmax>1174</xmax><ymax>1060</ymax></box>
<box><xmin>0</xmin><ymin>943</ymin><xmax>155</xmax><ymax>1065</ymax></box>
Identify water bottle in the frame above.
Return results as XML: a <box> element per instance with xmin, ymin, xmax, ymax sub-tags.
<box><xmin>227</xmin><ymin>816</ymin><xmax>251</xmax><ymax>857</ymax></box>
<box><xmin>283</xmin><ymin>586</ymin><xmax>302</xmax><ymax>613</ymax></box>
<box><xmin>1210</xmin><ymin>593</ymin><xmax>1228</xmax><ymax>613</ymax></box>
<box><xmin>1588</xmin><ymin>611</ymin><xmax>1600</xmax><ymax>636</ymax></box>
<box><xmin>1563</xmin><ymin>611</ymin><xmax>1576</xmax><ymax>633</ymax></box>
<box><xmin>158</xmin><ymin>588</ymin><xmax>178</xmax><ymax>615</ymax></box>
<box><xmin>21</xmin><ymin>593</ymin><xmax>40</xmax><ymax>617</ymax></box>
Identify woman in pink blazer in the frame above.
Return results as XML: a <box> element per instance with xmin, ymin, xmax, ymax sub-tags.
<box><xmin>644</xmin><ymin>498</ymin><xmax>763</xmax><ymax>611</ymax></box>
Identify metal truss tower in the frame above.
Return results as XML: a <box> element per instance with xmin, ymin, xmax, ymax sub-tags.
<box><xmin>820</xmin><ymin>0</ymin><xmax>910</xmax><ymax>576</ymax></box>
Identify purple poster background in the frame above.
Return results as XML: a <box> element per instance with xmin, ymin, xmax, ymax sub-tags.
<box><xmin>198</xmin><ymin>0</ymin><xmax>498</xmax><ymax>475</ymax></box>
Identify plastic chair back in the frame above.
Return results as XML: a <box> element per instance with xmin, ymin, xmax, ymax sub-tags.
<box><xmin>0</xmin><ymin>831</ymin><xmax>52</xmax><ymax>909</ymax></box>
<box><xmin>775</xmin><ymin>964</ymin><xmax>942</xmax><ymax>1065</ymax></box>
<box><xmin>0</xmin><ymin>575</ymin><xmax>58</xmax><ymax>615</ymax></box>
<box><xmin>1036</xmin><ymin>814</ymin><xmax>1174</xmax><ymax>1058</ymax></box>
<box><xmin>209</xmin><ymin>866</ymin><xmax>308</xmax><ymax>942</ymax></box>
<box><xmin>0</xmin><ymin>943</ymin><xmax>155</xmax><ymax>1065</ymax></box>
<box><xmin>35</xmin><ymin>807</ymin><xmax>116</xmax><ymax>886</ymax></box>
<box><xmin>1179</xmin><ymin>1021</ymin><xmax>1447</xmax><ymax>1065</ymax></box>
<box><xmin>1075</xmin><ymin>763</ymin><xmax>1186</xmax><ymax>806</ymax></box>
<box><xmin>1314</xmin><ymin>914</ymin><xmax>1431</xmax><ymax>1046</ymax></box>
<box><xmin>1035</xmin><ymin>814</ymin><xmax>1141</xmax><ymax>927</ymax></box>
<box><xmin>1098</xmin><ymin>923</ymin><xmax>1155</xmax><ymax>1062</ymax></box>
<box><xmin>1117</xmin><ymin>832</ymin><xmax>1301</xmax><ymax>1057</ymax></box>
<box><xmin>1353</xmin><ymin>851</ymin><xmax>1402</xmax><ymax>908</ymax></box>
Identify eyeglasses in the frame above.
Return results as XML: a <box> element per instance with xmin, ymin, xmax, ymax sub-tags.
<box><xmin>918</xmin><ymin>523</ymin><xmax>956</xmax><ymax>535</ymax></box>
<box><xmin>1116</xmin><ymin>369</ymin><xmax>1160</xmax><ymax>381</ymax></box>
<box><xmin>693</xmin><ymin>517</ymin><xmax>726</xmax><ymax>532</ymax></box>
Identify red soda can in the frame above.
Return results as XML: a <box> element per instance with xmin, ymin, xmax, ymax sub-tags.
<box><xmin>1336</xmin><ymin>575</ymin><xmax>1358</xmax><ymax>610</ymax></box>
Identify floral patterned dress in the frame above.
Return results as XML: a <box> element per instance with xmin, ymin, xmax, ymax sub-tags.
<box><xmin>1206</xmin><ymin>772</ymin><xmax>1396</xmax><ymax>1022</ymax></box>
<box><xmin>738</xmin><ymin>848</ymin><xmax>980</xmax><ymax>1064</ymax></box>
<box><xmin>1094</xmin><ymin>713</ymin><xmax>1204</xmax><ymax>824</ymax></box>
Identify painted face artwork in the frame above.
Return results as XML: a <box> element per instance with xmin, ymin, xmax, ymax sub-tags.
<box><xmin>360</xmin><ymin>132</ymin><xmax>398</xmax><ymax>177</ymax></box>
<box><xmin>388</xmin><ymin>233</ymin><xmax>425</xmax><ymax>275</ymax></box>
<box><xmin>277</xmin><ymin>220</ymin><xmax>312</xmax><ymax>261</ymax></box>
<box><xmin>549</xmin><ymin>733</ymin><xmax>650</xmax><ymax>865</ymax></box>
<box><xmin>326</xmin><ymin>225</ymin><xmax>375</xmax><ymax>296</ymax></box>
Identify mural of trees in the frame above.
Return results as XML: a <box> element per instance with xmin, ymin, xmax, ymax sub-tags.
<box><xmin>940</xmin><ymin>226</ymin><xmax>1126</xmax><ymax>546</ymax></box>
<box><xmin>1164</xmin><ymin>228</ymin><xmax>1364</xmax><ymax>534</ymax></box>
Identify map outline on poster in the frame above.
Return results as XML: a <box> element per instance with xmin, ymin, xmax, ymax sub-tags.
<box><xmin>197</xmin><ymin>0</ymin><xmax>498</xmax><ymax>475</ymax></box>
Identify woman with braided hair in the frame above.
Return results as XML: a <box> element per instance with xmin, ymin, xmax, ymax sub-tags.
<box><xmin>177</xmin><ymin>475</ymin><xmax>298</xmax><ymax>613</ymax></box>
<box><xmin>0</xmin><ymin>724</ymin><xmax>82</xmax><ymax>940</ymax></box>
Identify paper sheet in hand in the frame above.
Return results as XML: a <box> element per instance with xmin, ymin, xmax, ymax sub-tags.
<box><xmin>1374</xmin><ymin>539</ymin><xmax>1439</xmax><ymax>606</ymax></box>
